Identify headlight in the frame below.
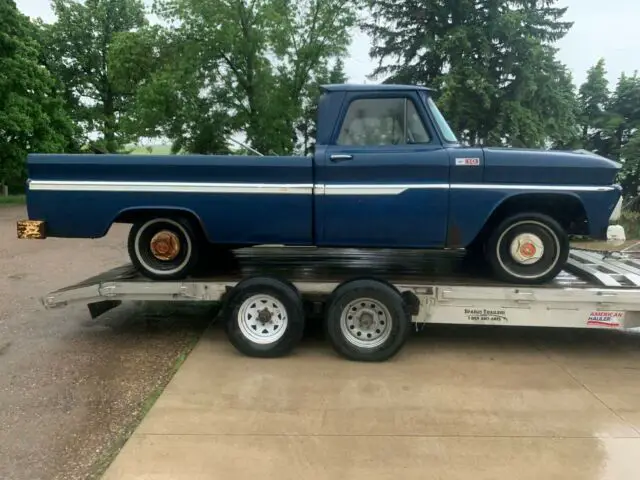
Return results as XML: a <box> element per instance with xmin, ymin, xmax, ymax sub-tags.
<box><xmin>610</xmin><ymin>196</ymin><xmax>623</xmax><ymax>222</ymax></box>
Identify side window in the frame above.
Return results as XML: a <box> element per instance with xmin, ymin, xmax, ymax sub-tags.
<box><xmin>336</xmin><ymin>97</ymin><xmax>431</xmax><ymax>146</ymax></box>
<box><xmin>406</xmin><ymin>98</ymin><xmax>430</xmax><ymax>143</ymax></box>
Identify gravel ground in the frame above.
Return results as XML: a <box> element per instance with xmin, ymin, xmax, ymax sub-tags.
<box><xmin>0</xmin><ymin>206</ymin><xmax>210</xmax><ymax>480</ymax></box>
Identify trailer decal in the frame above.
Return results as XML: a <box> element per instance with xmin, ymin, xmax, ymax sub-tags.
<box><xmin>586</xmin><ymin>311</ymin><xmax>624</xmax><ymax>328</ymax></box>
<box><xmin>464</xmin><ymin>308</ymin><xmax>508</xmax><ymax>324</ymax></box>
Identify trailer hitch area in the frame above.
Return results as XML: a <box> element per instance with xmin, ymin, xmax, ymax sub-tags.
<box><xmin>41</xmin><ymin>295</ymin><xmax>66</xmax><ymax>309</ymax></box>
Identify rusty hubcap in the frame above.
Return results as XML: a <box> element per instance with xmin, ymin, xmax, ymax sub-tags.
<box><xmin>510</xmin><ymin>233</ymin><xmax>544</xmax><ymax>265</ymax></box>
<box><xmin>150</xmin><ymin>230</ymin><xmax>181</xmax><ymax>261</ymax></box>
<box><xmin>519</xmin><ymin>242</ymin><xmax>536</xmax><ymax>258</ymax></box>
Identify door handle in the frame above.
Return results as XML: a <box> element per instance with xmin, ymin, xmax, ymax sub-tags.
<box><xmin>330</xmin><ymin>154</ymin><xmax>353</xmax><ymax>162</ymax></box>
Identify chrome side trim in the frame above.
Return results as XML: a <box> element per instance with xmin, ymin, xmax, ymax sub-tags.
<box><xmin>450</xmin><ymin>183</ymin><xmax>616</xmax><ymax>192</ymax></box>
<box><xmin>323</xmin><ymin>184</ymin><xmax>449</xmax><ymax>195</ymax></box>
<box><xmin>28</xmin><ymin>180</ymin><xmax>617</xmax><ymax>195</ymax></box>
<box><xmin>29</xmin><ymin>180</ymin><xmax>314</xmax><ymax>195</ymax></box>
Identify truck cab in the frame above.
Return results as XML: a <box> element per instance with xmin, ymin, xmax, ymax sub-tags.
<box><xmin>314</xmin><ymin>84</ymin><xmax>468</xmax><ymax>249</ymax></box>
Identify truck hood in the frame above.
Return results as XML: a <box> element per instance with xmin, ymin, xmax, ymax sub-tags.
<box><xmin>481</xmin><ymin>146</ymin><xmax>621</xmax><ymax>186</ymax></box>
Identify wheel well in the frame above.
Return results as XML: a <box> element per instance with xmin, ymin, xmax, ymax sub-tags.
<box><xmin>113</xmin><ymin>208</ymin><xmax>207</xmax><ymax>238</ymax></box>
<box><xmin>471</xmin><ymin>193</ymin><xmax>588</xmax><ymax>246</ymax></box>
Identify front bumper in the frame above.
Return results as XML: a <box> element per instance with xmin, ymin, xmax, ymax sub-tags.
<box><xmin>16</xmin><ymin>219</ymin><xmax>47</xmax><ymax>239</ymax></box>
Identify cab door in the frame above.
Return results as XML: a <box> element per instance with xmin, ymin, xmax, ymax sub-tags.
<box><xmin>315</xmin><ymin>91</ymin><xmax>451</xmax><ymax>248</ymax></box>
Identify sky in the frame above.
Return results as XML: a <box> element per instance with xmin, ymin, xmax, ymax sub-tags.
<box><xmin>14</xmin><ymin>0</ymin><xmax>640</xmax><ymax>88</ymax></box>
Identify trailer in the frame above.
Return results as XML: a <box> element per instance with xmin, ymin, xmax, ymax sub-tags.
<box><xmin>41</xmin><ymin>247</ymin><xmax>640</xmax><ymax>361</ymax></box>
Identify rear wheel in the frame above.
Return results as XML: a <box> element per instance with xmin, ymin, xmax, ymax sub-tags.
<box><xmin>485</xmin><ymin>213</ymin><xmax>569</xmax><ymax>284</ymax></box>
<box><xmin>225</xmin><ymin>277</ymin><xmax>305</xmax><ymax>358</ymax></box>
<box><xmin>324</xmin><ymin>279</ymin><xmax>411</xmax><ymax>362</ymax></box>
<box><xmin>128</xmin><ymin>216</ymin><xmax>201</xmax><ymax>280</ymax></box>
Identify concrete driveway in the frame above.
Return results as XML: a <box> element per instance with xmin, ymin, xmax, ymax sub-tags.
<box><xmin>103</xmin><ymin>323</ymin><xmax>640</xmax><ymax>480</ymax></box>
<box><xmin>0</xmin><ymin>206</ymin><xmax>209</xmax><ymax>480</ymax></box>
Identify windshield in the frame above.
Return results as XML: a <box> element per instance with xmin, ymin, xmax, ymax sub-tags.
<box><xmin>422</xmin><ymin>93</ymin><xmax>459</xmax><ymax>143</ymax></box>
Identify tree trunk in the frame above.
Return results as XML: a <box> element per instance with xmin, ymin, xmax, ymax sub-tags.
<box><xmin>103</xmin><ymin>87</ymin><xmax>117</xmax><ymax>153</ymax></box>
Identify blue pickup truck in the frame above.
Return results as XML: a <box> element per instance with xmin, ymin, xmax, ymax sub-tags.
<box><xmin>18</xmin><ymin>84</ymin><xmax>623</xmax><ymax>284</ymax></box>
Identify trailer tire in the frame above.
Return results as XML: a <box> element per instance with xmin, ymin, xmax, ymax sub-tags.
<box><xmin>225</xmin><ymin>277</ymin><xmax>305</xmax><ymax>358</ymax></box>
<box><xmin>485</xmin><ymin>212</ymin><xmax>569</xmax><ymax>284</ymax></box>
<box><xmin>324</xmin><ymin>279</ymin><xmax>410</xmax><ymax>362</ymax></box>
<box><xmin>128</xmin><ymin>216</ymin><xmax>200</xmax><ymax>280</ymax></box>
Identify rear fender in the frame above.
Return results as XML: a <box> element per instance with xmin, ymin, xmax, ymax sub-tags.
<box><xmin>111</xmin><ymin>206</ymin><xmax>209</xmax><ymax>241</ymax></box>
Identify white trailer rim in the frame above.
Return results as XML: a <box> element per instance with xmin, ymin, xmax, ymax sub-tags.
<box><xmin>237</xmin><ymin>294</ymin><xmax>288</xmax><ymax>344</ymax></box>
<box><xmin>340</xmin><ymin>297</ymin><xmax>392</xmax><ymax>348</ymax></box>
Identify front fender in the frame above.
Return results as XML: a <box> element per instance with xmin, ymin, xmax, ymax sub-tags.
<box><xmin>447</xmin><ymin>188</ymin><xmax>590</xmax><ymax>247</ymax></box>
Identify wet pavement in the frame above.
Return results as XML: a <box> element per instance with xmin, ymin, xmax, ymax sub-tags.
<box><xmin>104</xmin><ymin>324</ymin><xmax>640</xmax><ymax>480</ymax></box>
<box><xmin>0</xmin><ymin>206</ymin><xmax>210</xmax><ymax>480</ymax></box>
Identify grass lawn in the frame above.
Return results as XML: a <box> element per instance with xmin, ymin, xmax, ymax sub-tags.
<box><xmin>0</xmin><ymin>195</ymin><xmax>25</xmax><ymax>207</ymax></box>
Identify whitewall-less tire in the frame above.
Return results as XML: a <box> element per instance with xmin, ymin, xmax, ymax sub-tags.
<box><xmin>324</xmin><ymin>279</ymin><xmax>411</xmax><ymax>362</ymax></box>
<box><xmin>224</xmin><ymin>277</ymin><xmax>305</xmax><ymax>358</ymax></box>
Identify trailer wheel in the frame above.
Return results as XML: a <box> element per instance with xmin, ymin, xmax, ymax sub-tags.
<box><xmin>485</xmin><ymin>212</ymin><xmax>569</xmax><ymax>284</ymax></box>
<box><xmin>128</xmin><ymin>217</ymin><xmax>200</xmax><ymax>280</ymax></box>
<box><xmin>225</xmin><ymin>277</ymin><xmax>305</xmax><ymax>358</ymax></box>
<box><xmin>324</xmin><ymin>279</ymin><xmax>410</xmax><ymax>362</ymax></box>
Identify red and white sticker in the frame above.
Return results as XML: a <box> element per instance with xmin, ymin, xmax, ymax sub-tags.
<box><xmin>455</xmin><ymin>157</ymin><xmax>480</xmax><ymax>166</ymax></box>
<box><xmin>587</xmin><ymin>311</ymin><xmax>624</xmax><ymax>328</ymax></box>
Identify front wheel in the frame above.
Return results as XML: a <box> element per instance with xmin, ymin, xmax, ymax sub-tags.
<box><xmin>485</xmin><ymin>213</ymin><xmax>569</xmax><ymax>284</ymax></box>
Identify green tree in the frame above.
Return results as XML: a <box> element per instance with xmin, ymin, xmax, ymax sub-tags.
<box><xmin>108</xmin><ymin>25</ymin><xmax>233</xmax><ymax>154</ymax></box>
<box><xmin>607</xmin><ymin>73</ymin><xmax>640</xmax><ymax>158</ymax></box>
<box><xmin>606</xmin><ymin>73</ymin><xmax>640</xmax><ymax>196</ymax></box>
<box><xmin>114</xmin><ymin>0</ymin><xmax>358</xmax><ymax>154</ymax></box>
<box><xmin>362</xmin><ymin>0</ymin><xmax>577</xmax><ymax>148</ymax></box>
<box><xmin>42</xmin><ymin>0</ymin><xmax>147</xmax><ymax>152</ymax></box>
<box><xmin>294</xmin><ymin>58</ymin><xmax>347</xmax><ymax>155</ymax></box>
<box><xmin>575</xmin><ymin>58</ymin><xmax>624</xmax><ymax>157</ymax></box>
<box><xmin>620</xmin><ymin>130</ymin><xmax>640</xmax><ymax>199</ymax></box>
<box><xmin>0</xmin><ymin>0</ymin><xmax>74</xmax><ymax>189</ymax></box>
<box><xmin>578</xmin><ymin>59</ymin><xmax>609</xmax><ymax>146</ymax></box>
<box><xmin>574</xmin><ymin>66</ymin><xmax>640</xmax><ymax>197</ymax></box>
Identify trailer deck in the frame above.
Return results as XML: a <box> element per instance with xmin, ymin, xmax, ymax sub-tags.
<box><xmin>44</xmin><ymin>247</ymin><xmax>640</xmax><ymax>331</ymax></box>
